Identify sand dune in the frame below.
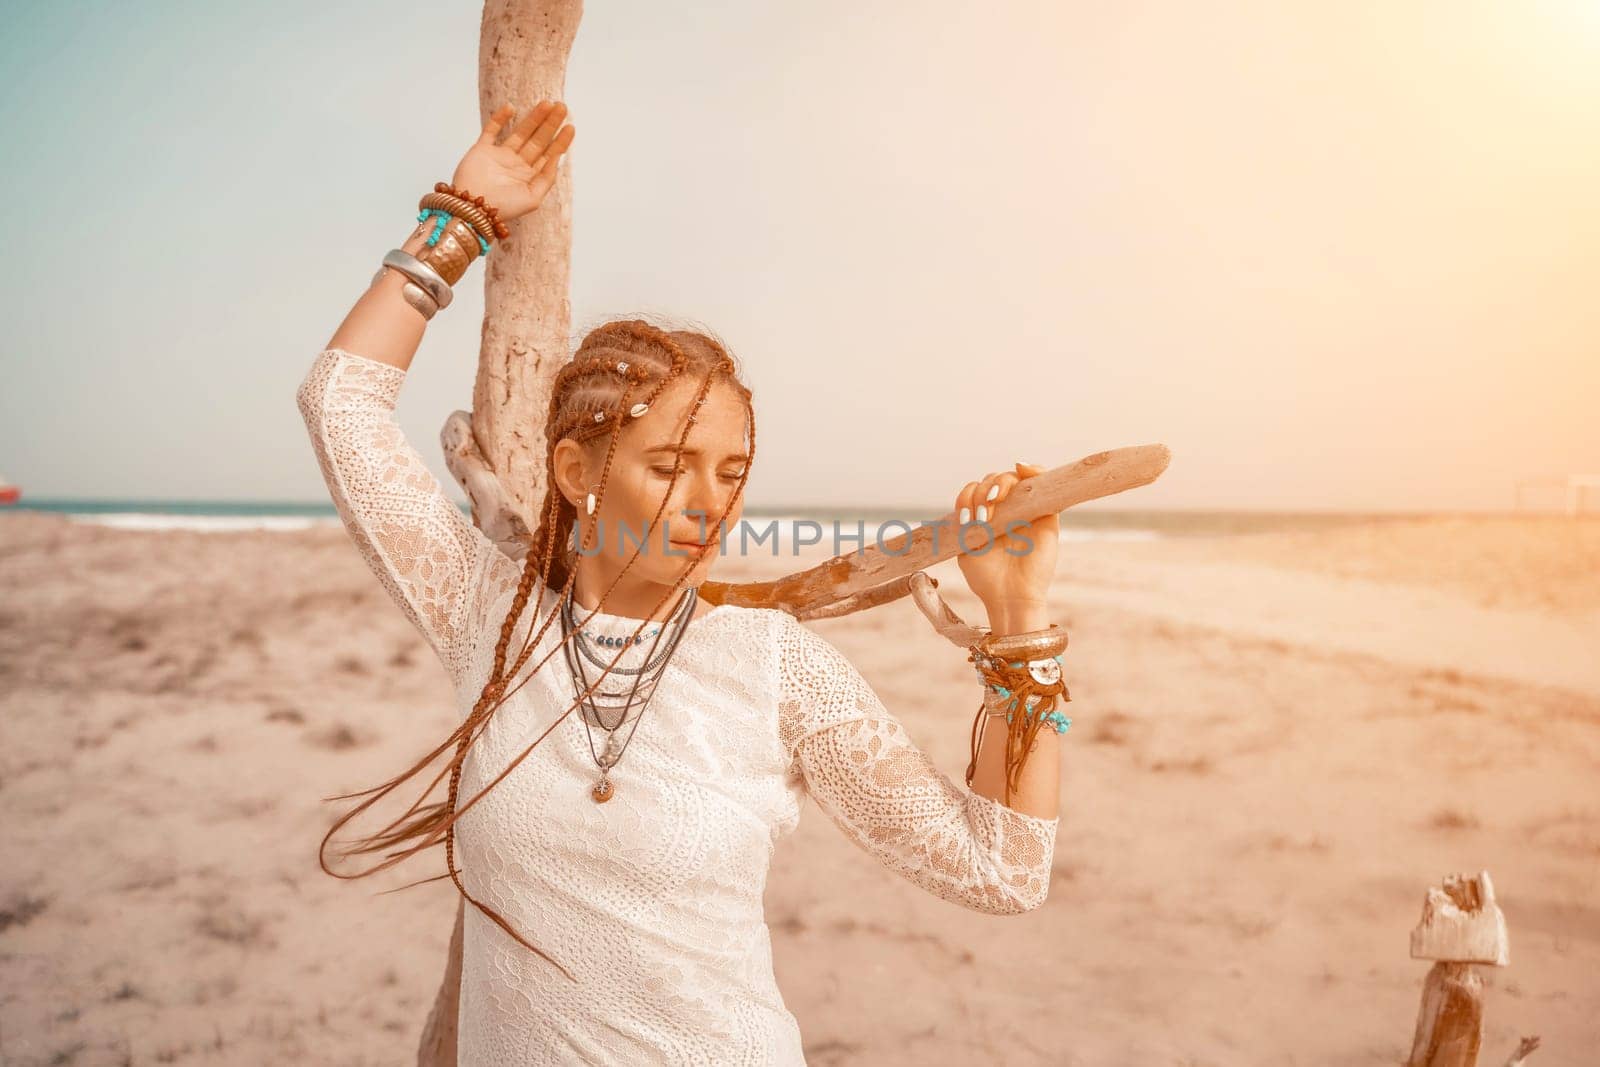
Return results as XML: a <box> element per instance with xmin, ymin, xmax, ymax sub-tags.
<box><xmin>0</xmin><ymin>512</ymin><xmax>1594</xmax><ymax>1064</ymax></box>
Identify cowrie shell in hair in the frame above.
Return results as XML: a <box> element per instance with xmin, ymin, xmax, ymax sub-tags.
<box><xmin>630</xmin><ymin>403</ymin><xmax>648</xmax><ymax>417</ymax></box>
<box><xmin>593</xmin><ymin>411</ymin><xmax>605</xmax><ymax>422</ymax></box>
<box><xmin>616</xmin><ymin>361</ymin><xmax>629</xmax><ymax>373</ymax></box>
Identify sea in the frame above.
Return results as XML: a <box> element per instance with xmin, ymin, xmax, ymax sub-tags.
<box><xmin>5</xmin><ymin>499</ymin><xmax>1462</xmax><ymax>543</ymax></box>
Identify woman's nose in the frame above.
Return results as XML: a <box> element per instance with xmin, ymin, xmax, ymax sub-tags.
<box><xmin>680</xmin><ymin>501</ymin><xmax>719</xmax><ymax>533</ymax></box>
<box><xmin>681</xmin><ymin>487</ymin><xmax>729</xmax><ymax>531</ymax></box>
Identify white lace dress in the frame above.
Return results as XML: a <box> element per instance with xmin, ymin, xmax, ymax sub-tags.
<box><xmin>296</xmin><ymin>347</ymin><xmax>1060</xmax><ymax>1066</ymax></box>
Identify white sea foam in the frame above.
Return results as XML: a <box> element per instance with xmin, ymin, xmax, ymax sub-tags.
<box><xmin>65</xmin><ymin>513</ymin><xmax>343</xmax><ymax>533</ymax></box>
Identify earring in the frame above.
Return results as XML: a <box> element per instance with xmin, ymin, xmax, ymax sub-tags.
<box><xmin>585</xmin><ymin>484</ymin><xmax>600</xmax><ymax>516</ymax></box>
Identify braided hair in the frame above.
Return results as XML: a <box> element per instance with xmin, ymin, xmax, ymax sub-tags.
<box><xmin>317</xmin><ymin>316</ymin><xmax>755</xmax><ymax>981</ymax></box>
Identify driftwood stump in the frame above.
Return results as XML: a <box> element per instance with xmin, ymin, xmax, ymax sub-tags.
<box><xmin>1404</xmin><ymin>870</ymin><xmax>1518</xmax><ymax>1067</ymax></box>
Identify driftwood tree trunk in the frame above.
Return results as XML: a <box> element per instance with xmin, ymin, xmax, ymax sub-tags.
<box><xmin>418</xmin><ymin>2</ymin><xmax>582</xmax><ymax>1064</ymax></box>
<box><xmin>470</xmin><ymin>0</ymin><xmax>582</xmax><ymax>516</ymax></box>
<box><xmin>415</xmin><ymin>901</ymin><xmax>466</xmax><ymax>1065</ymax></box>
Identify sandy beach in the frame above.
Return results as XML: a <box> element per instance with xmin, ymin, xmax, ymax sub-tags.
<box><xmin>1</xmin><ymin>510</ymin><xmax>1595</xmax><ymax>1065</ymax></box>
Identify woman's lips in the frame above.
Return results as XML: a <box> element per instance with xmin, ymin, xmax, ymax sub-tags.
<box><xmin>670</xmin><ymin>540</ymin><xmax>710</xmax><ymax>552</ymax></box>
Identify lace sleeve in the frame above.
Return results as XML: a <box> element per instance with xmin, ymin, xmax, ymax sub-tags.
<box><xmin>775</xmin><ymin>613</ymin><xmax>1059</xmax><ymax>915</ymax></box>
<box><xmin>295</xmin><ymin>346</ymin><xmax>520</xmax><ymax>679</ymax></box>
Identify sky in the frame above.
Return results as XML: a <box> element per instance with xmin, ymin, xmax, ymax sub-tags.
<box><xmin>1</xmin><ymin>0</ymin><xmax>1596</xmax><ymax>513</ymax></box>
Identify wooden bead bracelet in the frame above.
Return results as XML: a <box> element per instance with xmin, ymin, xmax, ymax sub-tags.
<box><xmin>432</xmin><ymin>181</ymin><xmax>510</xmax><ymax>241</ymax></box>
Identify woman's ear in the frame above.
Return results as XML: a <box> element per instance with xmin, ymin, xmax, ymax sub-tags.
<box><xmin>550</xmin><ymin>438</ymin><xmax>590</xmax><ymax>508</ymax></box>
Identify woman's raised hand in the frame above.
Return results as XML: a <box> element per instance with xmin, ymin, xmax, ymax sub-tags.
<box><xmin>449</xmin><ymin>100</ymin><xmax>576</xmax><ymax>224</ymax></box>
<box><xmin>954</xmin><ymin>461</ymin><xmax>1059</xmax><ymax>613</ymax></box>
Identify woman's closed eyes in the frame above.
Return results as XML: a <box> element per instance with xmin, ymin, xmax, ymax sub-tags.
<box><xmin>650</xmin><ymin>464</ymin><xmax>745</xmax><ymax>482</ymax></box>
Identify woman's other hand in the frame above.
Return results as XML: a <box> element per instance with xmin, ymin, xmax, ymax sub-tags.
<box><xmin>450</xmin><ymin>100</ymin><xmax>576</xmax><ymax>223</ymax></box>
<box><xmin>953</xmin><ymin>461</ymin><xmax>1059</xmax><ymax>619</ymax></box>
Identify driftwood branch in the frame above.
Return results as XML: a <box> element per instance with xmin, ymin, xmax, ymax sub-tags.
<box><xmin>442</xmin><ymin>409</ymin><xmax>532</xmax><ymax>563</ymax></box>
<box><xmin>443</xmin><ymin>442</ymin><xmax>1173</xmax><ymax>623</ymax></box>
<box><xmin>906</xmin><ymin>572</ymin><xmax>989</xmax><ymax>647</ymax></box>
<box><xmin>698</xmin><ymin>443</ymin><xmax>1171</xmax><ymax>617</ymax></box>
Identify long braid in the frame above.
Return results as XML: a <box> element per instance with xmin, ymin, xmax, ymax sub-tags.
<box><xmin>318</xmin><ymin>316</ymin><xmax>755</xmax><ymax>984</ymax></box>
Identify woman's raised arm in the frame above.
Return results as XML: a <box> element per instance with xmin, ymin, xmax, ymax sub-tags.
<box><xmin>295</xmin><ymin>101</ymin><xmax>575</xmax><ymax>678</ymax></box>
<box><xmin>774</xmin><ymin>611</ymin><xmax>1060</xmax><ymax>916</ymax></box>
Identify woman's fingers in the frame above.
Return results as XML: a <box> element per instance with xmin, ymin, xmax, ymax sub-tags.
<box><xmin>502</xmin><ymin>101</ymin><xmax>555</xmax><ymax>153</ymax></box>
<box><xmin>477</xmin><ymin>103</ymin><xmax>516</xmax><ymax>146</ymax></box>
<box><xmin>955</xmin><ymin>480</ymin><xmax>978</xmax><ymax>526</ymax></box>
<box><xmin>519</xmin><ymin>104</ymin><xmax>572</xmax><ymax>165</ymax></box>
<box><xmin>553</xmin><ymin>122</ymin><xmax>577</xmax><ymax>156</ymax></box>
<box><xmin>985</xmin><ymin>473</ymin><xmax>1019</xmax><ymax>522</ymax></box>
<box><xmin>523</xmin><ymin>124</ymin><xmax>575</xmax><ymax>173</ymax></box>
<box><xmin>526</xmin><ymin>125</ymin><xmax>575</xmax><ymax>191</ymax></box>
<box><xmin>972</xmin><ymin>471</ymin><xmax>1016</xmax><ymax>523</ymax></box>
<box><xmin>521</xmin><ymin>152</ymin><xmax>562</xmax><ymax>202</ymax></box>
<box><xmin>476</xmin><ymin>100</ymin><xmax>572</xmax><ymax>173</ymax></box>
<box><xmin>958</xmin><ymin>466</ymin><xmax>1051</xmax><ymax>585</ymax></box>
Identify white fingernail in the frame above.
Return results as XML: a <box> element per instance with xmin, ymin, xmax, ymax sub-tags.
<box><xmin>985</xmin><ymin>485</ymin><xmax>999</xmax><ymax>501</ymax></box>
<box><xmin>977</xmin><ymin>505</ymin><xmax>988</xmax><ymax>522</ymax></box>
<box><xmin>959</xmin><ymin>507</ymin><xmax>971</xmax><ymax>524</ymax></box>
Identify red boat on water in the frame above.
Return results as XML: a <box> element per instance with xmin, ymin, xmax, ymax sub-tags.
<box><xmin>0</xmin><ymin>474</ymin><xmax>20</xmax><ymax>505</ymax></box>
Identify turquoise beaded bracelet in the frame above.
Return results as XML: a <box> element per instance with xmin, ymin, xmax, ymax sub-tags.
<box><xmin>1005</xmin><ymin>704</ymin><xmax>1072</xmax><ymax>734</ymax></box>
<box><xmin>990</xmin><ymin>688</ymin><xmax>1072</xmax><ymax>733</ymax></box>
<box><xmin>975</xmin><ymin>653</ymin><xmax>1071</xmax><ymax>733</ymax></box>
<box><xmin>418</xmin><ymin>208</ymin><xmax>491</xmax><ymax>256</ymax></box>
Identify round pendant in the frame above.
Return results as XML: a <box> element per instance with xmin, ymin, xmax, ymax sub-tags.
<box><xmin>1028</xmin><ymin>658</ymin><xmax>1062</xmax><ymax>685</ymax></box>
<box><xmin>591</xmin><ymin>777</ymin><xmax>615</xmax><ymax>803</ymax></box>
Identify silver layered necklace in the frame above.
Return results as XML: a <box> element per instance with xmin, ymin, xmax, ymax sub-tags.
<box><xmin>559</xmin><ymin>584</ymin><xmax>699</xmax><ymax>803</ymax></box>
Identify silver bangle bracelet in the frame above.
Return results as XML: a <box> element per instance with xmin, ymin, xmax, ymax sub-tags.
<box><xmin>369</xmin><ymin>266</ymin><xmax>442</xmax><ymax>321</ymax></box>
<box><xmin>374</xmin><ymin>248</ymin><xmax>453</xmax><ymax>310</ymax></box>
<box><xmin>399</xmin><ymin>280</ymin><xmax>440</xmax><ymax>320</ymax></box>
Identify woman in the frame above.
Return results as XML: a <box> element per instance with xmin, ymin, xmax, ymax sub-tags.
<box><xmin>297</xmin><ymin>99</ymin><xmax>1069</xmax><ymax>1065</ymax></box>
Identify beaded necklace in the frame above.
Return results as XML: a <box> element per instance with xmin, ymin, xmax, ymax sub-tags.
<box><xmin>559</xmin><ymin>585</ymin><xmax>698</xmax><ymax>803</ymax></box>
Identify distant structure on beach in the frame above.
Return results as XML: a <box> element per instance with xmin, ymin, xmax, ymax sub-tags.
<box><xmin>0</xmin><ymin>473</ymin><xmax>19</xmax><ymax>506</ymax></box>
<box><xmin>1513</xmin><ymin>474</ymin><xmax>1598</xmax><ymax>515</ymax></box>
